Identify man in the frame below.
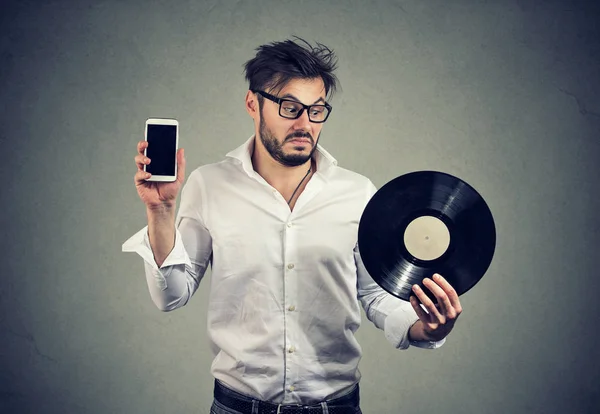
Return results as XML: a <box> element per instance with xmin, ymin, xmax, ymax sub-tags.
<box><xmin>122</xmin><ymin>37</ymin><xmax>462</xmax><ymax>414</ymax></box>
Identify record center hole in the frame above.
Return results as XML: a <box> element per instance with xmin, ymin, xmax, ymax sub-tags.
<box><xmin>403</xmin><ymin>216</ymin><xmax>450</xmax><ymax>261</ymax></box>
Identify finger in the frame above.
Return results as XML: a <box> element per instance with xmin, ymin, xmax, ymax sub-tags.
<box><xmin>135</xmin><ymin>154</ymin><xmax>151</xmax><ymax>171</ymax></box>
<box><xmin>134</xmin><ymin>169</ymin><xmax>151</xmax><ymax>185</ymax></box>
<box><xmin>137</xmin><ymin>140</ymin><xmax>148</xmax><ymax>155</ymax></box>
<box><xmin>423</xmin><ymin>277</ymin><xmax>455</xmax><ymax>319</ymax></box>
<box><xmin>412</xmin><ymin>283</ymin><xmax>444</xmax><ymax>323</ymax></box>
<box><xmin>432</xmin><ymin>273</ymin><xmax>462</xmax><ymax>314</ymax></box>
<box><xmin>176</xmin><ymin>148</ymin><xmax>185</xmax><ymax>183</ymax></box>
<box><xmin>409</xmin><ymin>295</ymin><xmax>430</xmax><ymax>323</ymax></box>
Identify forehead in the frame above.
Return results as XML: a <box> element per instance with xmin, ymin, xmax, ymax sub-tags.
<box><xmin>276</xmin><ymin>78</ymin><xmax>326</xmax><ymax>103</ymax></box>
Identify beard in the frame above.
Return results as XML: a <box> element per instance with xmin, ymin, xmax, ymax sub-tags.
<box><xmin>258</xmin><ymin>107</ymin><xmax>319</xmax><ymax>167</ymax></box>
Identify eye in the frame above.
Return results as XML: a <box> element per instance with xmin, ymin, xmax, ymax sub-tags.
<box><xmin>282</xmin><ymin>101</ymin><xmax>302</xmax><ymax>114</ymax></box>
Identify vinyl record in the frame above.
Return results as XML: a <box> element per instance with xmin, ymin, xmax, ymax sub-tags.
<box><xmin>358</xmin><ymin>171</ymin><xmax>496</xmax><ymax>302</ymax></box>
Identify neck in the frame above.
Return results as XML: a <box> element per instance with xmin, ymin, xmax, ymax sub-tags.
<box><xmin>251</xmin><ymin>137</ymin><xmax>315</xmax><ymax>189</ymax></box>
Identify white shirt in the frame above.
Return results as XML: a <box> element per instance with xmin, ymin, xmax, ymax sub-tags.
<box><xmin>122</xmin><ymin>136</ymin><xmax>444</xmax><ymax>405</ymax></box>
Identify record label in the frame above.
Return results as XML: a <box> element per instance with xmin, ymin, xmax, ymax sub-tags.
<box><xmin>358</xmin><ymin>171</ymin><xmax>496</xmax><ymax>302</ymax></box>
<box><xmin>403</xmin><ymin>215</ymin><xmax>450</xmax><ymax>261</ymax></box>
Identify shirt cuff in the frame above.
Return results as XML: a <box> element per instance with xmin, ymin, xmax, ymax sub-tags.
<box><xmin>121</xmin><ymin>226</ymin><xmax>192</xmax><ymax>270</ymax></box>
<box><xmin>384</xmin><ymin>305</ymin><xmax>420</xmax><ymax>349</ymax></box>
<box><xmin>410</xmin><ymin>336</ymin><xmax>446</xmax><ymax>349</ymax></box>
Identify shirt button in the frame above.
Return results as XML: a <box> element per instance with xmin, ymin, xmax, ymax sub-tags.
<box><xmin>289</xmin><ymin>385</ymin><xmax>295</xmax><ymax>391</ymax></box>
<box><xmin>288</xmin><ymin>305</ymin><xmax>296</xmax><ymax>311</ymax></box>
<box><xmin>287</xmin><ymin>263</ymin><xmax>295</xmax><ymax>270</ymax></box>
<box><xmin>288</xmin><ymin>346</ymin><xmax>296</xmax><ymax>353</ymax></box>
<box><xmin>286</xmin><ymin>222</ymin><xmax>293</xmax><ymax>228</ymax></box>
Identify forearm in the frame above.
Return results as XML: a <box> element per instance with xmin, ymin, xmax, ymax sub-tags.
<box><xmin>147</xmin><ymin>204</ymin><xmax>176</xmax><ymax>268</ymax></box>
<box><xmin>142</xmin><ymin>215</ymin><xmax>211</xmax><ymax>312</ymax></box>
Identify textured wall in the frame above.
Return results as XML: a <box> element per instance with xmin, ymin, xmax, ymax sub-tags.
<box><xmin>1</xmin><ymin>0</ymin><xmax>599</xmax><ymax>413</ymax></box>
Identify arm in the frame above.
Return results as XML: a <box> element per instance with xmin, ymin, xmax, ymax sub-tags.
<box><xmin>123</xmin><ymin>170</ymin><xmax>213</xmax><ymax>311</ymax></box>
<box><xmin>147</xmin><ymin>204</ymin><xmax>176</xmax><ymax>268</ymax></box>
<box><xmin>354</xmin><ymin>244</ymin><xmax>445</xmax><ymax>349</ymax></box>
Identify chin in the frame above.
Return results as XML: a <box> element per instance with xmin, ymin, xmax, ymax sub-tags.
<box><xmin>285</xmin><ymin>148</ymin><xmax>308</xmax><ymax>156</ymax></box>
<box><xmin>282</xmin><ymin>151</ymin><xmax>312</xmax><ymax>165</ymax></box>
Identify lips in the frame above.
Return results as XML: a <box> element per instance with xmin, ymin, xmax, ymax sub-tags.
<box><xmin>288</xmin><ymin>138</ymin><xmax>311</xmax><ymax>144</ymax></box>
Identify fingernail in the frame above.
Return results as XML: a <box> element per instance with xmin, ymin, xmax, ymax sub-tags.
<box><xmin>413</xmin><ymin>285</ymin><xmax>420</xmax><ymax>291</ymax></box>
<box><xmin>433</xmin><ymin>274</ymin><xmax>440</xmax><ymax>280</ymax></box>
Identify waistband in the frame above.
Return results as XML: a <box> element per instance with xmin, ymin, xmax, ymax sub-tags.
<box><xmin>214</xmin><ymin>380</ymin><xmax>360</xmax><ymax>414</ymax></box>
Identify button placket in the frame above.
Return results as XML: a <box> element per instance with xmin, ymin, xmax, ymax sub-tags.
<box><xmin>283</xmin><ymin>219</ymin><xmax>299</xmax><ymax>396</ymax></box>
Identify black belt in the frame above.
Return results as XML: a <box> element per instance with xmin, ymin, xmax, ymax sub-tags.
<box><xmin>214</xmin><ymin>380</ymin><xmax>360</xmax><ymax>414</ymax></box>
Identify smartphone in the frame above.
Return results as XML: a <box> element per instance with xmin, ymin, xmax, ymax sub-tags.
<box><xmin>144</xmin><ymin>118</ymin><xmax>178</xmax><ymax>182</ymax></box>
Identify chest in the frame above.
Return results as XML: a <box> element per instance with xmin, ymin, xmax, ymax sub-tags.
<box><xmin>205</xmin><ymin>181</ymin><xmax>362</xmax><ymax>271</ymax></box>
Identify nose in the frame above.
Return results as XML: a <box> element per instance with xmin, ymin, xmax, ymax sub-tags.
<box><xmin>292</xmin><ymin>108</ymin><xmax>312</xmax><ymax>131</ymax></box>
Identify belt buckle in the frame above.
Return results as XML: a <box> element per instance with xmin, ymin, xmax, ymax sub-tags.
<box><xmin>277</xmin><ymin>403</ymin><xmax>309</xmax><ymax>413</ymax></box>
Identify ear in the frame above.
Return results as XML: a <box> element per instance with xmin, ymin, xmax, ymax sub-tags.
<box><xmin>245</xmin><ymin>90</ymin><xmax>258</xmax><ymax>118</ymax></box>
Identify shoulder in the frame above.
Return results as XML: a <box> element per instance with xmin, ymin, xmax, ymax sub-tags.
<box><xmin>186</xmin><ymin>158</ymin><xmax>240</xmax><ymax>183</ymax></box>
<box><xmin>316</xmin><ymin>145</ymin><xmax>377</xmax><ymax>197</ymax></box>
<box><xmin>328</xmin><ymin>165</ymin><xmax>378</xmax><ymax>198</ymax></box>
<box><xmin>331</xmin><ymin>165</ymin><xmax>373</xmax><ymax>184</ymax></box>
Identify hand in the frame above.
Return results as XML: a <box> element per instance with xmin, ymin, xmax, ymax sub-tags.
<box><xmin>134</xmin><ymin>140</ymin><xmax>186</xmax><ymax>209</ymax></box>
<box><xmin>409</xmin><ymin>274</ymin><xmax>462</xmax><ymax>342</ymax></box>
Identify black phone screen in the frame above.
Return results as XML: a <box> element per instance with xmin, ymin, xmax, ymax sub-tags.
<box><xmin>146</xmin><ymin>124</ymin><xmax>177</xmax><ymax>176</ymax></box>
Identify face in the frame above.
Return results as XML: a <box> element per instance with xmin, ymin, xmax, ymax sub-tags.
<box><xmin>248</xmin><ymin>78</ymin><xmax>327</xmax><ymax>167</ymax></box>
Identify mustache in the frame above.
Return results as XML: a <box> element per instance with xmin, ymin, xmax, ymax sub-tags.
<box><xmin>285</xmin><ymin>131</ymin><xmax>313</xmax><ymax>142</ymax></box>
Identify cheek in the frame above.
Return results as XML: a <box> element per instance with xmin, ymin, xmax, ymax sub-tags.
<box><xmin>266</xmin><ymin>115</ymin><xmax>289</xmax><ymax>135</ymax></box>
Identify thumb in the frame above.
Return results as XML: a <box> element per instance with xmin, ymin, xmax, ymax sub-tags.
<box><xmin>176</xmin><ymin>148</ymin><xmax>186</xmax><ymax>183</ymax></box>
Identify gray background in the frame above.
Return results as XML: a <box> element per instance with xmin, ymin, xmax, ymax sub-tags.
<box><xmin>1</xmin><ymin>0</ymin><xmax>599</xmax><ymax>413</ymax></box>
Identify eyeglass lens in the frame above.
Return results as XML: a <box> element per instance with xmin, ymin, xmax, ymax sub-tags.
<box><xmin>280</xmin><ymin>100</ymin><xmax>329</xmax><ymax>122</ymax></box>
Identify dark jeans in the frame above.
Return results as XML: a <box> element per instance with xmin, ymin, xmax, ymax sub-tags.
<box><xmin>210</xmin><ymin>380</ymin><xmax>362</xmax><ymax>414</ymax></box>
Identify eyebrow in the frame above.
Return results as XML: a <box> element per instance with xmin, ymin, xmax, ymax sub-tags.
<box><xmin>281</xmin><ymin>93</ymin><xmax>326</xmax><ymax>105</ymax></box>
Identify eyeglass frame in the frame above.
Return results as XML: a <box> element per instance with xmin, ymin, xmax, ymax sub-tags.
<box><xmin>251</xmin><ymin>89</ymin><xmax>333</xmax><ymax>123</ymax></box>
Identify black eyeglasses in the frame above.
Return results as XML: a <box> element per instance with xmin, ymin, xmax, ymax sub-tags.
<box><xmin>252</xmin><ymin>90</ymin><xmax>332</xmax><ymax>123</ymax></box>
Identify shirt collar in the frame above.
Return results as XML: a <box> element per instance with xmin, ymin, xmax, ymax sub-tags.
<box><xmin>225</xmin><ymin>135</ymin><xmax>338</xmax><ymax>180</ymax></box>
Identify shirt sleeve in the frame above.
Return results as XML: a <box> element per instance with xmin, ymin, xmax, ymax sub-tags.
<box><xmin>355</xmin><ymin>180</ymin><xmax>445</xmax><ymax>350</ymax></box>
<box><xmin>121</xmin><ymin>170</ymin><xmax>213</xmax><ymax>311</ymax></box>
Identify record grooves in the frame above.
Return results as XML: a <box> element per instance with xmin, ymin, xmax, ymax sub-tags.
<box><xmin>358</xmin><ymin>171</ymin><xmax>496</xmax><ymax>302</ymax></box>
